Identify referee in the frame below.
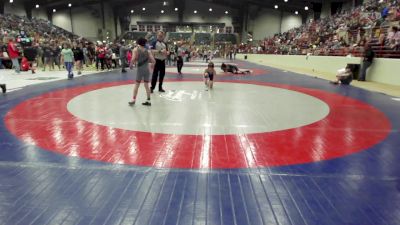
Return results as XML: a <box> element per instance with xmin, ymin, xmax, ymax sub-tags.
<box><xmin>150</xmin><ymin>31</ymin><xmax>169</xmax><ymax>93</ymax></box>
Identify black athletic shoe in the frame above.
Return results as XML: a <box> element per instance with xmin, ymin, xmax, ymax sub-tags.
<box><xmin>128</xmin><ymin>101</ymin><xmax>135</xmax><ymax>106</ymax></box>
<box><xmin>0</xmin><ymin>84</ymin><xmax>6</xmax><ymax>94</ymax></box>
<box><xmin>121</xmin><ymin>69</ymin><xmax>127</xmax><ymax>73</ymax></box>
<box><xmin>159</xmin><ymin>89</ymin><xmax>166</xmax><ymax>93</ymax></box>
<box><xmin>142</xmin><ymin>101</ymin><xmax>151</xmax><ymax>106</ymax></box>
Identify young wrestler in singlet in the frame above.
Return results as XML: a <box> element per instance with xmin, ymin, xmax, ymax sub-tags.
<box><xmin>204</xmin><ymin>62</ymin><xmax>217</xmax><ymax>91</ymax></box>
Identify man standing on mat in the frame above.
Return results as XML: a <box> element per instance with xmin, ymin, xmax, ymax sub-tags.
<box><xmin>150</xmin><ymin>31</ymin><xmax>168</xmax><ymax>93</ymax></box>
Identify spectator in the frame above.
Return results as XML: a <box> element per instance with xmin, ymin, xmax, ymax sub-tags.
<box><xmin>358</xmin><ymin>44</ymin><xmax>375</xmax><ymax>81</ymax></box>
<box><xmin>42</xmin><ymin>43</ymin><xmax>53</xmax><ymax>71</ymax></box>
<box><xmin>23</xmin><ymin>43</ymin><xmax>37</xmax><ymax>74</ymax></box>
<box><xmin>7</xmin><ymin>37</ymin><xmax>20</xmax><ymax>74</ymax></box>
<box><xmin>0</xmin><ymin>84</ymin><xmax>5</xmax><ymax>93</ymax></box>
<box><xmin>72</xmin><ymin>42</ymin><xmax>84</xmax><ymax>75</ymax></box>
<box><xmin>61</xmin><ymin>42</ymin><xmax>74</xmax><ymax>79</ymax></box>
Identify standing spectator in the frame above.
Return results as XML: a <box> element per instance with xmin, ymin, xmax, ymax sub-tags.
<box><xmin>87</xmin><ymin>43</ymin><xmax>95</xmax><ymax>66</ymax></box>
<box><xmin>82</xmin><ymin>43</ymin><xmax>89</xmax><ymax>67</ymax></box>
<box><xmin>358</xmin><ymin>44</ymin><xmax>375</xmax><ymax>81</ymax></box>
<box><xmin>0</xmin><ymin>40</ymin><xmax>7</xmax><ymax>69</ymax></box>
<box><xmin>0</xmin><ymin>84</ymin><xmax>5</xmax><ymax>94</ymax></box>
<box><xmin>36</xmin><ymin>43</ymin><xmax>44</xmax><ymax>68</ymax></box>
<box><xmin>150</xmin><ymin>31</ymin><xmax>168</xmax><ymax>93</ymax></box>
<box><xmin>61</xmin><ymin>42</ymin><xmax>75</xmax><ymax>79</ymax></box>
<box><xmin>23</xmin><ymin>43</ymin><xmax>37</xmax><ymax>74</ymax></box>
<box><xmin>42</xmin><ymin>43</ymin><xmax>53</xmax><ymax>71</ymax></box>
<box><xmin>105</xmin><ymin>44</ymin><xmax>113</xmax><ymax>71</ymax></box>
<box><xmin>72</xmin><ymin>42</ymin><xmax>84</xmax><ymax>75</ymax></box>
<box><xmin>7</xmin><ymin>37</ymin><xmax>20</xmax><ymax>74</ymax></box>
<box><xmin>52</xmin><ymin>43</ymin><xmax>61</xmax><ymax>71</ymax></box>
<box><xmin>119</xmin><ymin>40</ymin><xmax>129</xmax><ymax>73</ymax></box>
<box><xmin>96</xmin><ymin>43</ymin><xmax>106</xmax><ymax>71</ymax></box>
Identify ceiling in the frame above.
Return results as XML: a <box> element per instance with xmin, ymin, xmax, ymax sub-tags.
<box><xmin>20</xmin><ymin>0</ymin><xmax>351</xmax><ymax>14</ymax></box>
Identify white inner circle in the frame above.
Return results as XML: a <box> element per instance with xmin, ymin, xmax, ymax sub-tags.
<box><xmin>67</xmin><ymin>82</ymin><xmax>330</xmax><ymax>135</ymax></box>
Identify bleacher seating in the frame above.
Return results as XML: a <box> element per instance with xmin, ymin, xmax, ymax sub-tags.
<box><xmin>214</xmin><ymin>34</ymin><xmax>237</xmax><ymax>44</ymax></box>
<box><xmin>167</xmin><ymin>32</ymin><xmax>192</xmax><ymax>43</ymax></box>
<box><xmin>194</xmin><ymin>33</ymin><xmax>211</xmax><ymax>45</ymax></box>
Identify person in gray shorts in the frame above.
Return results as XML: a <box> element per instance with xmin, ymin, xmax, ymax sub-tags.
<box><xmin>129</xmin><ymin>37</ymin><xmax>156</xmax><ymax>106</ymax></box>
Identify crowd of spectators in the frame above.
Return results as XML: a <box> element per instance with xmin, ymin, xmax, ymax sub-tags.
<box><xmin>0</xmin><ymin>13</ymin><xmax>129</xmax><ymax>73</ymax></box>
<box><xmin>242</xmin><ymin>0</ymin><xmax>400</xmax><ymax>58</ymax></box>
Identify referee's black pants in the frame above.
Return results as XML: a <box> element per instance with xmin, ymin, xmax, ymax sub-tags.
<box><xmin>151</xmin><ymin>59</ymin><xmax>166</xmax><ymax>91</ymax></box>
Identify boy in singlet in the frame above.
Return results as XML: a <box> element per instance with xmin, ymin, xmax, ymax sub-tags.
<box><xmin>204</xmin><ymin>62</ymin><xmax>216</xmax><ymax>91</ymax></box>
<box><xmin>129</xmin><ymin>38</ymin><xmax>156</xmax><ymax>106</ymax></box>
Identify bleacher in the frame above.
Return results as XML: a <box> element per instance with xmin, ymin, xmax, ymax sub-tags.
<box><xmin>194</xmin><ymin>33</ymin><xmax>211</xmax><ymax>45</ymax></box>
<box><xmin>167</xmin><ymin>32</ymin><xmax>192</xmax><ymax>43</ymax></box>
<box><xmin>214</xmin><ymin>34</ymin><xmax>237</xmax><ymax>44</ymax></box>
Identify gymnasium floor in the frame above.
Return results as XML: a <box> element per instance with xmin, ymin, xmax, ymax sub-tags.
<box><xmin>0</xmin><ymin>59</ymin><xmax>399</xmax><ymax>225</ymax></box>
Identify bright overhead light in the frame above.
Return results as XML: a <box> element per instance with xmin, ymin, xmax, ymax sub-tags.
<box><xmin>53</xmin><ymin>9</ymin><xmax>56</xmax><ymax>12</ymax></box>
<box><xmin>305</xmin><ymin>6</ymin><xmax>309</xmax><ymax>10</ymax></box>
<box><xmin>194</xmin><ymin>10</ymin><xmax>197</xmax><ymax>14</ymax></box>
<box><xmin>35</xmin><ymin>4</ymin><xmax>39</xmax><ymax>8</ymax></box>
<box><xmin>9</xmin><ymin>0</ymin><xmax>13</xmax><ymax>3</ymax></box>
<box><xmin>284</xmin><ymin>0</ymin><xmax>288</xmax><ymax>2</ymax></box>
<box><xmin>163</xmin><ymin>1</ymin><xmax>167</xmax><ymax>6</ymax></box>
<box><xmin>175</xmin><ymin>7</ymin><xmax>178</xmax><ymax>11</ymax></box>
<box><xmin>131</xmin><ymin>9</ymin><xmax>134</xmax><ymax>13</ymax></box>
<box><xmin>161</xmin><ymin>10</ymin><xmax>164</xmax><ymax>13</ymax></box>
<box><xmin>274</xmin><ymin>5</ymin><xmax>278</xmax><ymax>9</ymax></box>
<box><xmin>142</xmin><ymin>7</ymin><xmax>146</xmax><ymax>11</ymax></box>
<box><xmin>295</xmin><ymin>10</ymin><xmax>298</xmax><ymax>14</ymax></box>
<box><xmin>209</xmin><ymin>8</ymin><xmax>212</xmax><ymax>12</ymax></box>
<box><xmin>68</xmin><ymin>3</ymin><xmax>72</xmax><ymax>7</ymax></box>
<box><xmin>225</xmin><ymin>11</ymin><xmax>229</xmax><ymax>14</ymax></box>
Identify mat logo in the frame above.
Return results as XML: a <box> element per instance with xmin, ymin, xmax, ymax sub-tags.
<box><xmin>160</xmin><ymin>90</ymin><xmax>203</xmax><ymax>102</ymax></box>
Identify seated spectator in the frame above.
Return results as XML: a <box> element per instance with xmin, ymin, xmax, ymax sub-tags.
<box><xmin>330</xmin><ymin>65</ymin><xmax>353</xmax><ymax>85</ymax></box>
<box><xmin>387</xmin><ymin>26</ymin><xmax>400</xmax><ymax>50</ymax></box>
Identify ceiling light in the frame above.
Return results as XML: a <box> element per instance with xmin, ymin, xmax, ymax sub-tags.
<box><xmin>68</xmin><ymin>3</ymin><xmax>72</xmax><ymax>7</ymax></box>
<box><xmin>163</xmin><ymin>1</ymin><xmax>167</xmax><ymax>6</ymax></box>
<box><xmin>53</xmin><ymin>9</ymin><xmax>56</xmax><ymax>12</ymax></box>
<box><xmin>9</xmin><ymin>0</ymin><xmax>13</xmax><ymax>3</ymax></box>
<box><xmin>175</xmin><ymin>7</ymin><xmax>178</xmax><ymax>11</ymax></box>
<box><xmin>142</xmin><ymin>7</ymin><xmax>146</xmax><ymax>11</ymax></box>
<box><xmin>161</xmin><ymin>10</ymin><xmax>164</xmax><ymax>13</ymax></box>
<box><xmin>225</xmin><ymin>11</ymin><xmax>229</xmax><ymax>14</ymax></box>
<box><xmin>295</xmin><ymin>11</ymin><xmax>298</xmax><ymax>14</ymax></box>
<box><xmin>209</xmin><ymin>8</ymin><xmax>212</xmax><ymax>12</ymax></box>
<box><xmin>35</xmin><ymin>4</ymin><xmax>39</xmax><ymax>8</ymax></box>
<box><xmin>131</xmin><ymin>9</ymin><xmax>134</xmax><ymax>13</ymax></box>
<box><xmin>274</xmin><ymin>5</ymin><xmax>278</xmax><ymax>9</ymax></box>
<box><xmin>194</xmin><ymin>10</ymin><xmax>197</xmax><ymax>14</ymax></box>
<box><xmin>305</xmin><ymin>6</ymin><xmax>309</xmax><ymax>10</ymax></box>
<box><xmin>284</xmin><ymin>0</ymin><xmax>288</xmax><ymax>2</ymax></box>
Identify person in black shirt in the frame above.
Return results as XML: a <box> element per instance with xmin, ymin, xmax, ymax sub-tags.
<box><xmin>72</xmin><ymin>42</ymin><xmax>84</xmax><ymax>75</ymax></box>
<box><xmin>23</xmin><ymin>44</ymin><xmax>38</xmax><ymax>74</ymax></box>
<box><xmin>52</xmin><ymin>43</ymin><xmax>61</xmax><ymax>70</ymax></box>
<box><xmin>42</xmin><ymin>44</ymin><xmax>53</xmax><ymax>71</ymax></box>
<box><xmin>358</xmin><ymin>44</ymin><xmax>375</xmax><ymax>81</ymax></box>
<box><xmin>0</xmin><ymin>40</ymin><xmax>7</xmax><ymax>69</ymax></box>
<box><xmin>0</xmin><ymin>84</ymin><xmax>5</xmax><ymax>94</ymax></box>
